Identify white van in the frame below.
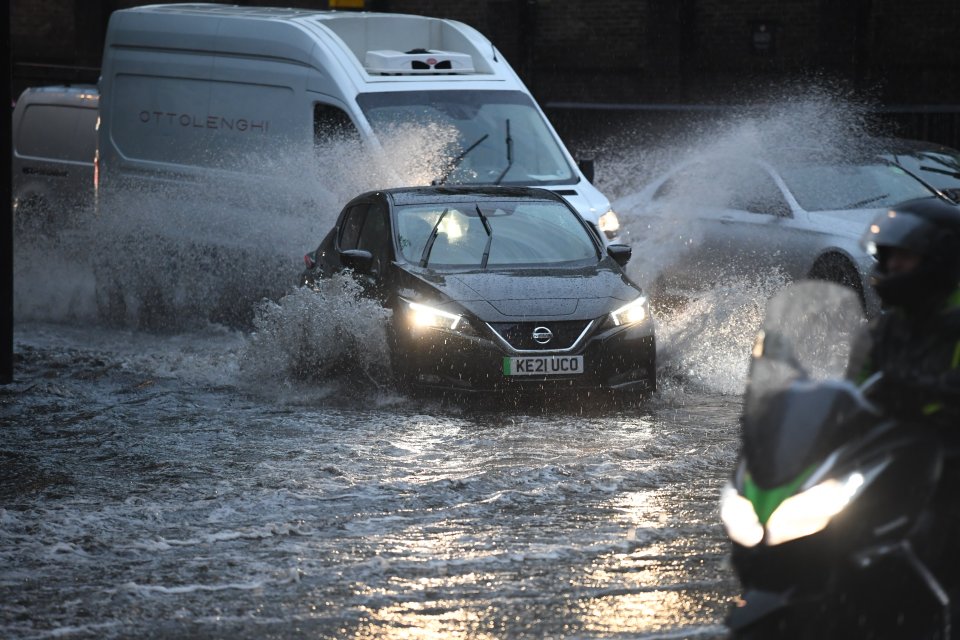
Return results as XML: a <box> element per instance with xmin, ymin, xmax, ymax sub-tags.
<box><xmin>12</xmin><ymin>85</ymin><xmax>99</xmax><ymax>235</ymax></box>
<box><xmin>97</xmin><ymin>4</ymin><xmax>620</xmax><ymax>240</ymax></box>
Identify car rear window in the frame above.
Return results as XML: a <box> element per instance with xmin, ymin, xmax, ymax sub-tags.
<box><xmin>395</xmin><ymin>200</ymin><xmax>598</xmax><ymax>267</ymax></box>
<box><xmin>17</xmin><ymin>104</ymin><xmax>97</xmax><ymax>163</ymax></box>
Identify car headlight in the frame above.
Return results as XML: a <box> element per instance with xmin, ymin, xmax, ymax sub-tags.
<box><xmin>598</xmin><ymin>209</ymin><xmax>620</xmax><ymax>239</ymax></box>
<box><xmin>609</xmin><ymin>296</ymin><xmax>648</xmax><ymax>327</ymax></box>
<box><xmin>406</xmin><ymin>301</ymin><xmax>463</xmax><ymax>331</ymax></box>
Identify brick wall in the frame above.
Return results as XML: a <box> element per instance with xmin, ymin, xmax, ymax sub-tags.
<box><xmin>11</xmin><ymin>0</ymin><xmax>960</xmax><ymax>110</ymax></box>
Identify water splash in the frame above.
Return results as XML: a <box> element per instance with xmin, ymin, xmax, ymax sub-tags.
<box><xmin>238</xmin><ymin>275</ymin><xmax>394</xmax><ymax>399</ymax></box>
<box><xmin>601</xmin><ymin>85</ymin><xmax>881</xmax><ymax>395</ymax></box>
<box><xmin>13</xmin><ymin>128</ymin><xmax>459</xmax><ymax>331</ymax></box>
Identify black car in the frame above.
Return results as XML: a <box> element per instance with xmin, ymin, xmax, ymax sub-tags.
<box><xmin>300</xmin><ymin>186</ymin><xmax>656</xmax><ymax>398</ymax></box>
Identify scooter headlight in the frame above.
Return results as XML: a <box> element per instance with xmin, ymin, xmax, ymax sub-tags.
<box><xmin>720</xmin><ymin>482</ymin><xmax>764</xmax><ymax>548</ymax></box>
<box><xmin>722</xmin><ymin>461</ymin><xmax>886</xmax><ymax>548</ymax></box>
<box><xmin>764</xmin><ymin>472</ymin><xmax>866</xmax><ymax>546</ymax></box>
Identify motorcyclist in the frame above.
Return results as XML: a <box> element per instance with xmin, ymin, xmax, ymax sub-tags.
<box><xmin>848</xmin><ymin>197</ymin><xmax>960</xmax><ymax>606</ymax></box>
<box><xmin>848</xmin><ymin>196</ymin><xmax>960</xmax><ymax>428</ymax></box>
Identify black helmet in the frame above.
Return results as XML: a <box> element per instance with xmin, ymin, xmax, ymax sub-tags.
<box><xmin>862</xmin><ymin>197</ymin><xmax>960</xmax><ymax>309</ymax></box>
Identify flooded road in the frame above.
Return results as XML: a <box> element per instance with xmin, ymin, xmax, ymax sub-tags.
<box><xmin>2</xmin><ymin>318</ymin><xmax>742</xmax><ymax>639</ymax></box>
<box><xmin>5</xmin><ymin>90</ymin><xmax>861</xmax><ymax>638</ymax></box>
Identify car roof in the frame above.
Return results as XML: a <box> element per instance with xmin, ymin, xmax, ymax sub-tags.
<box><xmin>376</xmin><ymin>185</ymin><xmax>566</xmax><ymax>207</ymax></box>
<box><xmin>871</xmin><ymin>137</ymin><xmax>959</xmax><ymax>155</ymax></box>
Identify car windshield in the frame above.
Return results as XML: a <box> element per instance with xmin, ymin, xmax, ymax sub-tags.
<box><xmin>887</xmin><ymin>150</ymin><xmax>960</xmax><ymax>197</ymax></box>
<box><xmin>356</xmin><ymin>90</ymin><xmax>576</xmax><ymax>186</ymax></box>
<box><xmin>778</xmin><ymin>162</ymin><xmax>935</xmax><ymax>211</ymax></box>
<box><xmin>394</xmin><ymin>199</ymin><xmax>598</xmax><ymax>267</ymax></box>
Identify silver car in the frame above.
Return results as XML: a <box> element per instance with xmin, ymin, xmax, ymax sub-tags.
<box><xmin>614</xmin><ymin>152</ymin><xmax>942</xmax><ymax>318</ymax></box>
<box><xmin>12</xmin><ymin>85</ymin><xmax>99</xmax><ymax>236</ymax></box>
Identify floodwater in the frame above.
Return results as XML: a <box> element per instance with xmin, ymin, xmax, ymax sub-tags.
<box><xmin>3</xmin><ymin>89</ymin><xmax>872</xmax><ymax>639</ymax></box>
<box><xmin>3</xmin><ymin>316</ymin><xmax>744</xmax><ymax>639</ymax></box>
<box><xmin>3</xmin><ymin>311</ymin><xmax>746</xmax><ymax>639</ymax></box>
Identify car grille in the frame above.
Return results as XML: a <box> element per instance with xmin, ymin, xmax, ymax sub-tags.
<box><xmin>486</xmin><ymin>320</ymin><xmax>593</xmax><ymax>351</ymax></box>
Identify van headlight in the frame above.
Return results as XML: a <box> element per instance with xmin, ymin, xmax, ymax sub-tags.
<box><xmin>598</xmin><ymin>209</ymin><xmax>620</xmax><ymax>239</ymax></box>
<box><xmin>609</xmin><ymin>296</ymin><xmax>648</xmax><ymax>327</ymax></box>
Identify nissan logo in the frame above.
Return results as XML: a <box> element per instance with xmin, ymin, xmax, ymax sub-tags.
<box><xmin>532</xmin><ymin>326</ymin><xmax>553</xmax><ymax>345</ymax></box>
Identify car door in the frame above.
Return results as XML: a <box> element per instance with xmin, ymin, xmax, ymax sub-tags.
<box><xmin>337</xmin><ymin>196</ymin><xmax>394</xmax><ymax>297</ymax></box>
<box><xmin>644</xmin><ymin>161</ymin><xmax>780</xmax><ymax>290</ymax></box>
<box><xmin>699</xmin><ymin>162</ymin><xmax>813</xmax><ymax>283</ymax></box>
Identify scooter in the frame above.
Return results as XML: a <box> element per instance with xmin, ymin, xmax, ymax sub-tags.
<box><xmin>720</xmin><ymin>281</ymin><xmax>952</xmax><ymax>638</ymax></box>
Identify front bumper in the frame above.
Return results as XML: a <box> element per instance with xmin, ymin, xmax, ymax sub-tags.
<box><xmin>391</xmin><ymin>317</ymin><xmax>656</xmax><ymax>395</ymax></box>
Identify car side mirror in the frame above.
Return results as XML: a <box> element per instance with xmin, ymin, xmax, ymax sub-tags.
<box><xmin>339</xmin><ymin>249</ymin><xmax>374</xmax><ymax>273</ymax></box>
<box><xmin>606</xmin><ymin>243</ymin><xmax>632</xmax><ymax>267</ymax></box>
<box><xmin>578</xmin><ymin>157</ymin><xmax>595</xmax><ymax>183</ymax></box>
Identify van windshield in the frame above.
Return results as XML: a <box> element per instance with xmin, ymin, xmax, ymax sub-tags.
<box><xmin>356</xmin><ymin>90</ymin><xmax>577</xmax><ymax>186</ymax></box>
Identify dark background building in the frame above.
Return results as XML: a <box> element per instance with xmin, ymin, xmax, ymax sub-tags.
<box><xmin>9</xmin><ymin>0</ymin><xmax>960</xmax><ymax>148</ymax></box>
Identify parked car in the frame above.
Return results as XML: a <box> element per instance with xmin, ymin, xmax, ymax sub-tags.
<box><xmin>300</xmin><ymin>186</ymin><xmax>656</xmax><ymax>398</ymax></box>
<box><xmin>11</xmin><ymin>85</ymin><xmax>99</xmax><ymax>235</ymax></box>
<box><xmin>614</xmin><ymin>151</ymin><xmax>945</xmax><ymax>318</ymax></box>
<box><xmin>874</xmin><ymin>137</ymin><xmax>960</xmax><ymax>204</ymax></box>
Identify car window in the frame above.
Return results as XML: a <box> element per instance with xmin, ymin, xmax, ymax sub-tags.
<box><xmin>724</xmin><ymin>165</ymin><xmax>789</xmax><ymax>215</ymax></box>
<box><xmin>313</xmin><ymin>103</ymin><xmax>360</xmax><ymax>144</ymax></box>
<box><xmin>17</xmin><ymin>105</ymin><xmax>97</xmax><ymax>162</ymax></box>
<box><xmin>357</xmin><ymin>201</ymin><xmax>391</xmax><ymax>275</ymax></box>
<box><xmin>652</xmin><ymin>163</ymin><xmax>741</xmax><ymax>209</ymax></box>
<box><xmin>779</xmin><ymin>162</ymin><xmax>935</xmax><ymax>211</ymax></box>
<box><xmin>394</xmin><ymin>200</ymin><xmax>598</xmax><ymax>267</ymax></box>
<box><xmin>339</xmin><ymin>203</ymin><xmax>369</xmax><ymax>250</ymax></box>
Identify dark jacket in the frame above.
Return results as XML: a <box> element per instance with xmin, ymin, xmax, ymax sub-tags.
<box><xmin>848</xmin><ymin>287</ymin><xmax>960</xmax><ymax>429</ymax></box>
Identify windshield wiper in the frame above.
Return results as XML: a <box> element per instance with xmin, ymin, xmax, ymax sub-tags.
<box><xmin>494</xmin><ymin>119</ymin><xmax>513</xmax><ymax>185</ymax></box>
<box><xmin>432</xmin><ymin>134</ymin><xmax>489</xmax><ymax>185</ymax></box>
<box><xmin>842</xmin><ymin>194</ymin><xmax>888</xmax><ymax>209</ymax></box>
<box><xmin>419</xmin><ymin>208</ymin><xmax>450</xmax><ymax>267</ymax></box>
<box><xmin>475</xmin><ymin>204</ymin><xmax>493</xmax><ymax>269</ymax></box>
<box><xmin>918</xmin><ymin>164</ymin><xmax>960</xmax><ymax>179</ymax></box>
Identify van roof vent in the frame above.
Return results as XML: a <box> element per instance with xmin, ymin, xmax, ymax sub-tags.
<box><xmin>364</xmin><ymin>49</ymin><xmax>476</xmax><ymax>75</ymax></box>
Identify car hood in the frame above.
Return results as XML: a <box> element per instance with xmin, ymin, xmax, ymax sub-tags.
<box><xmin>397</xmin><ymin>263</ymin><xmax>641</xmax><ymax>321</ymax></box>
<box><xmin>807</xmin><ymin>207</ymin><xmax>885</xmax><ymax>239</ymax></box>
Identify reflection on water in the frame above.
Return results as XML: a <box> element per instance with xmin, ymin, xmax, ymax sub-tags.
<box><xmin>2</xmin><ymin>322</ymin><xmax>740</xmax><ymax>638</ymax></box>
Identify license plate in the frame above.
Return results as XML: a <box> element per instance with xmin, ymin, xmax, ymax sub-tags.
<box><xmin>502</xmin><ymin>355</ymin><xmax>584</xmax><ymax>376</ymax></box>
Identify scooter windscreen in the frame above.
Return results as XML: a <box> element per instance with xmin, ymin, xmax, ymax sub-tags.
<box><xmin>742</xmin><ymin>281</ymin><xmax>868</xmax><ymax>487</ymax></box>
<box><xmin>746</xmin><ymin>280</ymin><xmax>865</xmax><ymax>395</ymax></box>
